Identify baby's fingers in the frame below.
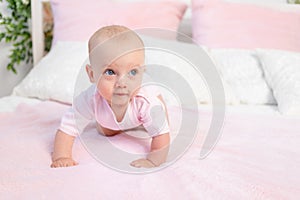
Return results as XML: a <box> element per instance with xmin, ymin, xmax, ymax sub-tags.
<box><xmin>50</xmin><ymin>161</ymin><xmax>60</xmax><ymax>168</ymax></box>
<box><xmin>130</xmin><ymin>160</ymin><xmax>142</xmax><ymax>168</ymax></box>
<box><xmin>50</xmin><ymin>159</ymin><xmax>78</xmax><ymax>168</ymax></box>
<box><xmin>63</xmin><ymin>160</ymin><xmax>78</xmax><ymax>167</ymax></box>
<box><xmin>130</xmin><ymin>159</ymin><xmax>155</xmax><ymax>168</ymax></box>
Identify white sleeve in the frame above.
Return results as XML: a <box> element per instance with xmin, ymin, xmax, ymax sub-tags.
<box><xmin>58</xmin><ymin>86</ymin><xmax>95</xmax><ymax>137</ymax></box>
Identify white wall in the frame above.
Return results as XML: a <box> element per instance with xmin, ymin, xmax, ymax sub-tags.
<box><xmin>0</xmin><ymin>1</ymin><xmax>32</xmax><ymax>97</ymax></box>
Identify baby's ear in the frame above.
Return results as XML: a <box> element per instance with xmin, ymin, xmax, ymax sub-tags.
<box><xmin>86</xmin><ymin>64</ymin><xmax>95</xmax><ymax>83</ymax></box>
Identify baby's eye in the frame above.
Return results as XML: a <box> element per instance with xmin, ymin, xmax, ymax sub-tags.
<box><xmin>104</xmin><ymin>69</ymin><xmax>115</xmax><ymax>76</ymax></box>
<box><xmin>129</xmin><ymin>69</ymin><xmax>137</xmax><ymax>76</ymax></box>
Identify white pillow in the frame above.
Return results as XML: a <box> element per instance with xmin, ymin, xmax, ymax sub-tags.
<box><xmin>209</xmin><ymin>48</ymin><xmax>276</xmax><ymax>105</ymax></box>
<box><xmin>13</xmin><ymin>37</ymin><xmax>232</xmax><ymax>105</ymax></box>
<box><xmin>141</xmin><ymin>35</ymin><xmax>238</xmax><ymax>105</ymax></box>
<box><xmin>13</xmin><ymin>42</ymin><xmax>89</xmax><ymax>104</ymax></box>
<box><xmin>256</xmin><ymin>49</ymin><xmax>300</xmax><ymax>115</ymax></box>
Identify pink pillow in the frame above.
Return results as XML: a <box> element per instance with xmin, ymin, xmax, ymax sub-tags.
<box><xmin>192</xmin><ymin>0</ymin><xmax>300</xmax><ymax>51</ymax></box>
<box><xmin>50</xmin><ymin>0</ymin><xmax>187</xmax><ymax>43</ymax></box>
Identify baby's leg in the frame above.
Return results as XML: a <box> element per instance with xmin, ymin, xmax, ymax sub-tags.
<box><xmin>96</xmin><ymin>123</ymin><xmax>122</xmax><ymax>137</ymax></box>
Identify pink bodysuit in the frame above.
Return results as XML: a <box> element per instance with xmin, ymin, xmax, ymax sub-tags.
<box><xmin>59</xmin><ymin>85</ymin><xmax>169</xmax><ymax>137</ymax></box>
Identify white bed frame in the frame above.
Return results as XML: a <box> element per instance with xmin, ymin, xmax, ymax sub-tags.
<box><xmin>31</xmin><ymin>0</ymin><xmax>48</xmax><ymax>66</ymax></box>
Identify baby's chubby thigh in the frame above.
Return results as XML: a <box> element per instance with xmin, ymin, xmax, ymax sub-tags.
<box><xmin>96</xmin><ymin>122</ymin><xmax>122</xmax><ymax>137</ymax></box>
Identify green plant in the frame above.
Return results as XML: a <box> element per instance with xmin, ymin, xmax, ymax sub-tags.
<box><xmin>288</xmin><ymin>0</ymin><xmax>300</xmax><ymax>4</ymax></box>
<box><xmin>43</xmin><ymin>2</ymin><xmax>53</xmax><ymax>52</ymax></box>
<box><xmin>0</xmin><ymin>0</ymin><xmax>32</xmax><ymax>74</ymax></box>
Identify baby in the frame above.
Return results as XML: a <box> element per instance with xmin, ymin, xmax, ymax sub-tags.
<box><xmin>51</xmin><ymin>25</ymin><xmax>170</xmax><ymax>168</ymax></box>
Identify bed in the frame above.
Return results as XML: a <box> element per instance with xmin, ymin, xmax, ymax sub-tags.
<box><xmin>1</xmin><ymin>0</ymin><xmax>300</xmax><ymax>199</ymax></box>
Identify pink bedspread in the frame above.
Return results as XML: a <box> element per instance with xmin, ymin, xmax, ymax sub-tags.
<box><xmin>0</xmin><ymin>101</ymin><xmax>299</xmax><ymax>199</ymax></box>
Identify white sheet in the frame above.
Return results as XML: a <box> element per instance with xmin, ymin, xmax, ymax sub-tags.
<box><xmin>0</xmin><ymin>96</ymin><xmax>41</xmax><ymax>112</ymax></box>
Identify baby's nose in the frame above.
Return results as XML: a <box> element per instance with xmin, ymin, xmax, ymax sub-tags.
<box><xmin>115</xmin><ymin>75</ymin><xmax>127</xmax><ymax>88</ymax></box>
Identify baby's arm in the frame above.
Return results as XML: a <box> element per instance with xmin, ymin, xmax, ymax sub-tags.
<box><xmin>51</xmin><ymin>86</ymin><xmax>95</xmax><ymax>168</ymax></box>
<box><xmin>50</xmin><ymin>130</ymin><xmax>78</xmax><ymax>168</ymax></box>
<box><xmin>131</xmin><ymin>133</ymin><xmax>170</xmax><ymax>168</ymax></box>
<box><xmin>131</xmin><ymin>94</ymin><xmax>170</xmax><ymax>168</ymax></box>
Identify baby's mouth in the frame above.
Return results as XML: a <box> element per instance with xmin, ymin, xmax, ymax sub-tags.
<box><xmin>113</xmin><ymin>93</ymin><xmax>129</xmax><ymax>96</ymax></box>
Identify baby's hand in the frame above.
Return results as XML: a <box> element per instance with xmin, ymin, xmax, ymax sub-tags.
<box><xmin>130</xmin><ymin>158</ymin><xmax>156</xmax><ymax>168</ymax></box>
<box><xmin>51</xmin><ymin>157</ymin><xmax>78</xmax><ymax>168</ymax></box>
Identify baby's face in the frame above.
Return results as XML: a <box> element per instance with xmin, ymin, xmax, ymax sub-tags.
<box><xmin>96</xmin><ymin>50</ymin><xmax>145</xmax><ymax>107</ymax></box>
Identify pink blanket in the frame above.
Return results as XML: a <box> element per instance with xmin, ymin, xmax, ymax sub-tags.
<box><xmin>0</xmin><ymin>101</ymin><xmax>299</xmax><ymax>199</ymax></box>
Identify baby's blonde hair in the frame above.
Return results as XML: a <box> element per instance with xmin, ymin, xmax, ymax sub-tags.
<box><xmin>88</xmin><ymin>25</ymin><xmax>144</xmax><ymax>53</ymax></box>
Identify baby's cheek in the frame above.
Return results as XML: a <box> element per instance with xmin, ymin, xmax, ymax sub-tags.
<box><xmin>130</xmin><ymin>79</ymin><xmax>143</xmax><ymax>92</ymax></box>
<box><xmin>97</xmin><ymin>79</ymin><xmax>114</xmax><ymax>100</ymax></box>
